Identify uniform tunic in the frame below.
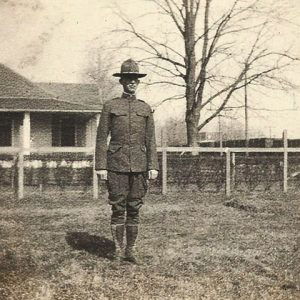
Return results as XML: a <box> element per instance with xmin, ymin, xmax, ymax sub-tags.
<box><xmin>95</xmin><ymin>93</ymin><xmax>159</xmax><ymax>173</ymax></box>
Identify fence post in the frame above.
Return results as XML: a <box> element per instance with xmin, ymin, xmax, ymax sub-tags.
<box><xmin>283</xmin><ymin>130</ymin><xmax>288</xmax><ymax>193</ymax></box>
<box><xmin>93</xmin><ymin>151</ymin><xmax>98</xmax><ymax>199</ymax></box>
<box><xmin>161</xmin><ymin>128</ymin><xmax>168</xmax><ymax>195</ymax></box>
<box><xmin>11</xmin><ymin>155</ymin><xmax>17</xmax><ymax>189</ymax></box>
<box><xmin>226</xmin><ymin>149</ymin><xmax>231</xmax><ymax>197</ymax></box>
<box><xmin>162</xmin><ymin>148</ymin><xmax>167</xmax><ymax>194</ymax></box>
<box><xmin>231</xmin><ymin>152</ymin><xmax>236</xmax><ymax>189</ymax></box>
<box><xmin>18</xmin><ymin>150</ymin><xmax>24</xmax><ymax>200</ymax></box>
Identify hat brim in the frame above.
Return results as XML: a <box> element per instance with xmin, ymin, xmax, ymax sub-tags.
<box><xmin>113</xmin><ymin>72</ymin><xmax>147</xmax><ymax>78</ymax></box>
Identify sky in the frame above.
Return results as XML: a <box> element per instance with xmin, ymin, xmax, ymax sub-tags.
<box><xmin>0</xmin><ymin>0</ymin><xmax>300</xmax><ymax>138</ymax></box>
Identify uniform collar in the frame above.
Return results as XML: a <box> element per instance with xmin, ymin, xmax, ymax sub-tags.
<box><xmin>122</xmin><ymin>92</ymin><xmax>136</xmax><ymax>100</ymax></box>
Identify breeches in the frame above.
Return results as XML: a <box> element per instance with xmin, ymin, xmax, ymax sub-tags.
<box><xmin>107</xmin><ymin>171</ymin><xmax>148</xmax><ymax>225</ymax></box>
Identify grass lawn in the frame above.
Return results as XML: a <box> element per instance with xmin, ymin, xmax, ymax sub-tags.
<box><xmin>0</xmin><ymin>188</ymin><xmax>299</xmax><ymax>299</ymax></box>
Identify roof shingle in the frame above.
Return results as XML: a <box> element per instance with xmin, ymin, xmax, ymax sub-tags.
<box><xmin>37</xmin><ymin>82</ymin><xmax>102</xmax><ymax>109</ymax></box>
<box><xmin>0</xmin><ymin>63</ymin><xmax>53</xmax><ymax>99</ymax></box>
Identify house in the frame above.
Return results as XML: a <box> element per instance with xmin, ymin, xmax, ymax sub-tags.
<box><xmin>0</xmin><ymin>63</ymin><xmax>101</xmax><ymax>150</ymax></box>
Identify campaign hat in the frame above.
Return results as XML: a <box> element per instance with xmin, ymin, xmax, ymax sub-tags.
<box><xmin>113</xmin><ymin>59</ymin><xmax>147</xmax><ymax>78</ymax></box>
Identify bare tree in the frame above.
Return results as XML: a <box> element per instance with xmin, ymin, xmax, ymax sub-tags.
<box><xmin>114</xmin><ymin>0</ymin><xmax>299</xmax><ymax>145</ymax></box>
<box><xmin>81</xmin><ymin>45</ymin><xmax>120</xmax><ymax>103</ymax></box>
<box><xmin>163</xmin><ymin>117</ymin><xmax>187</xmax><ymax>146</ymax></box>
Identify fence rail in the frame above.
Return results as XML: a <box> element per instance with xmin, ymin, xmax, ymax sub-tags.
<box><xmin>157</xmin><ymin>147</ymin><xmax>300</xmax><ymax>153</ymax></box>
<box><xmin>0</xmin><ymin>130</ymin><xmax>299</xmax><ymax>199</ymax></box>
<box><xmin>158</xmin><ymin>130</ymin><xmax>296</xmax><ymax>196</ymax></box>
<box><xmin>0</xmin><ymin>147</ymin><xmax>94</xmax><ymax>154</ymax></box>
<box><xmin>0</xmin><ymin>147</ymin><xmax>97</xmax><ymax>200</ymax></box>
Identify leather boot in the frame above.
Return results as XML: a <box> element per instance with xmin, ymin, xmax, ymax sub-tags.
<box><xmin>124</xmin><ymin>225</ymin><xmax>138</xmax><ymax>263</ymax></box>
<box><xmin>111</xmin><ymin>224</ymin><xmax>124</xmax><ymax>261</ymax></box>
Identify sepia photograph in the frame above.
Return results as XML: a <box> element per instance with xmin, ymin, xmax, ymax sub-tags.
<box><xmin>0</xmin><ymin>0</ymin><xmax>299</xmax><ymax>299</ymax></box>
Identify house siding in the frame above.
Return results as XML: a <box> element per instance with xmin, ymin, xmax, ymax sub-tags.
<box><xmin>12</xmin><ymin>114</ymin><xmax>22</xmax><ymax>147</ymax></box>
<box><xmin>76</xmin><ymin>122</ymin><xmax>86</xmax><ymax>147</ymax></box>
<box><xmin>31</xmin><ymin>113</ymin><xmax>52</xmax><ymax>147</ymax></box>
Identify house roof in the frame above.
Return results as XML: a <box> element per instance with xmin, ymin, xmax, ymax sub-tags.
<box><xmin>37</xmin><ymin>82</ymin><xmax>102</xmax><ymax>109</ymax></box>
<box><xmin>0</xmin><ymin>63</ymin><xmax>54</xmax><ymax>99</ymax></box>
<box><xmin>0</xmin><ymin>63</ymin><xmax>101</xmax><ymax>113</ymax></box>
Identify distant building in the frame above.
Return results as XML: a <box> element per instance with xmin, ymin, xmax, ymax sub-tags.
<box><xmin>198</xmin><ymin>131</ymin><xmax>220</xmax><ymax>143</ymax></box>
<box><xmin>199</xmin><ymin>137</ymin><xmax>300</xmax><ymax>148</ymax></box>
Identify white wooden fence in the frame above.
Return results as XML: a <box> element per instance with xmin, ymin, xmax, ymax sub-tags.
<box><xmin>1</xmin><ymin>130</ymin><xmax>299</xmax><ymax>199</ymax></box>
<box><xmin>158</xmin><ymin>130</ymin><xmax>300</xmax><ymax>196</ymax></box>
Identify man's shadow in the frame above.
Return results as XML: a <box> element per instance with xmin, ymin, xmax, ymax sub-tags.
<box><xmin>65</xmin><ymin>232</ymin><xmax>115</xmax><ymax>260</ymax></box>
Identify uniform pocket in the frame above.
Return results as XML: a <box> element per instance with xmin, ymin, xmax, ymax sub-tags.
<box><xmin>111</xmin><ymin>109</ymin><xmax>127</xmax><ymax>116</ymax></box>
<box><xmin>108</xmin><ymin>144</ymin><xmax>122</xmax><ymax>153</ymax></box>
<box><xmin>135</xmin><ymin>109</ymin><xmax>149</xmax><ymax>117</ymax></box>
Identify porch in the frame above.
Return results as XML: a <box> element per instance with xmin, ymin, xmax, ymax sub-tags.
<box><xmin>0</xmin><ymin>111</ymin><xmax>100</xmax><ymax>149</ymax></box>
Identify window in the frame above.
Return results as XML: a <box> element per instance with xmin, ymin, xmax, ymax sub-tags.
<box><xmin>52</xmin><ymin>116</ymin><xmax>76</xmax><ymax>147</ymax></box>
<box><xmin>61</xmin><ymin>119</ymin><xmax>76</xmax><ymax>146</ymax></box>
<box><xmin>0</xmin><ymin>117</ymin><xmax>12</xmax><ymax>146</ymax></box>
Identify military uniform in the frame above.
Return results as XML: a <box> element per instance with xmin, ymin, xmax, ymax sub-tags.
<box><xmin>95</xmin><ymin>93</ymin><xmax>159</xmax><ymax>224</ymax></box>
<box><xmin>95</xmin><ymin>59</ymin><xmax>159</xmax><ymax>262</ymax></box>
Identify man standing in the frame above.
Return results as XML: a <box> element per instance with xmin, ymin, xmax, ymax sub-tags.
<box><xmin>95</xmin><ymin>59</ymin><xmax>159</xmax><ymax>263</ymax></box>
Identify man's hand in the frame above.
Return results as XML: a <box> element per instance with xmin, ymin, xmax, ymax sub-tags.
<box><xmin>96</xmin><ymin>170</ymin><xmax>108</xmax><ymax>180</ymax></box>
<box><xmin>148</xmin><ymin>169</ymin><xmax>158</xmax><ymax>180</ymax></box>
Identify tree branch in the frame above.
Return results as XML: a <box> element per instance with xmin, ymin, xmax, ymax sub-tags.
<box><xmin>140</xmin><ymin>56</ymin><xmax>186</xmax><ymax>78</ymax></box>
<box><xmin>152</xmin><ymin>94</ymin><xmax>186</xmax><ymax>110</ymax></box>
<box><xmin>144</xmin><ymin>80</ymin><xmax>186</xmax><ymax>87</ymax></box>
<box><xmin>114</xmin><ymin>13</ymin><xmax>186</xmax><ymax>68</ymax></box>
<box><xmin>153</xmin><ymin>0</ymin><xmax>185</xmax><ymax>35</ymax></box>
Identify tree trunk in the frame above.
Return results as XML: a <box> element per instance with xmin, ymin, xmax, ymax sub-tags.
<box><xmin>186</xmin><ymin>108</ymin><xmax>200</xmax><ymax>146</ymax></box>
<box><xmin>184</xmin><ymin>0</ymin><xmax>197</xmax><ymax>146</ymax></box>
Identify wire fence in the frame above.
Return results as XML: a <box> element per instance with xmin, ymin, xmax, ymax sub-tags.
<box><xmin>1</xmin><ymin>131</ymin><xmax>300</xmax><ymax>199</ymax></box>
<box><xmin>150</xmin><ymin>151</ymin><xmax>300</xmax><ymax>194</ymax></box>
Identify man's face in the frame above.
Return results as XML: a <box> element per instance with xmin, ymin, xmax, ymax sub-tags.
<box><xmin>120</xmin><ymin>76</ymin><xmax>140</xmax><ymax>94</ymax></box>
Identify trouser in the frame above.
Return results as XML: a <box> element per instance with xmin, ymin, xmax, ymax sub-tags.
<box><xmin>107</xmin><ymin>171</ymin><xmax>148</xmax><ymax>225</ymax></box>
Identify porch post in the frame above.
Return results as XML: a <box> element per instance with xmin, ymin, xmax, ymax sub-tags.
<box><xmin>17</xmin><ymin>112</ymin><xmax>30</xmax><ymax>199</ymax></box>
<box><xmin>96</xmin><ymin>113</ymin><xmax>100</xmax><ymax>127</ymax></box>
<box><xmin>22</xmin><ymin>112</ymin><xmax>31</xmax><ymax>154</ymax></box>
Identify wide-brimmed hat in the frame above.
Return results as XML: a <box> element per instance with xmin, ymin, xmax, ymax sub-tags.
<box><xmin>113</xmin><ymin>59</ymin><xmax>147</xmax><ymax>78</ymax></box>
